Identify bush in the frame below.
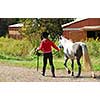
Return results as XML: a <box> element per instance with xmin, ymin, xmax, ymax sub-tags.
<box><xmin>0</xmin><ymin>37</ymin><xmax>33</xmax><ymax>59</ymax></box>
<box><xmin>86</xmin><ymin>38</ymin><xmax>100</xmax><ymax>57</ymax></box>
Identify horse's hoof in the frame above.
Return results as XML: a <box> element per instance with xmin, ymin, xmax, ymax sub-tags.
<box><xmin>68</xmin><ymin>70</ymin><xmax>71</xmax><ymax>74</ymax></box>
<box><xmin>72</xmin><ymin>72</ymin><xmax>74</xmax><ymax>76</ymax></box>
<box><xmin>75</xmin><ymin>75</ymin><xmax>80</xmax><ymax>78</ymax></box>
<box><xmin>91</xmin><ymin>72</ymin><xmax>96</xmax><ymax>78</ymax></box>
<box><xmin>72</xmin><ymin>74</ymin><xmax>74</xmax><ymax>76</ymax></box>
<box><xmin>91</xmin><ymin>74</ymin><xmax>96</xmax><ymax>78</ymax></box>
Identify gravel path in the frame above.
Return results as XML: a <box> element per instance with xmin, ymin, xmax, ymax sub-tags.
<box><xmin>0</xmin><ymin>65</ymin><xmax>100</xmax><ymax>82</ymax></box>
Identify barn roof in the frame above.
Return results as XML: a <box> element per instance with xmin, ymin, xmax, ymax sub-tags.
<box><xmin>62</xmin><ymin>18</ymin><xmax>88</xmax><ymax>28</ymax></box>
<box><xmin>63</xmin><ymin>25</ymin><xmax>100</xmax><ymax>31</ymax></box>
<box><xmin>9</xmin><ymin>23</ymin><xmax>23</xmax><ymax>28</ymax></box>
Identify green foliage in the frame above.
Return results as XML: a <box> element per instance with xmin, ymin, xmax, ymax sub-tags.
<box><xmin>0</xmin><ymin>37</ymin><xmax>33</xmax><ymax>58</ymax></box>
<box><xmin>19</xmin><ymin>18</ymin><xmax>41</xmax><ymax>47</ymax></box>
<box><xmin>19</xmin><ymin>18</ymin><xmax>75</xmax><ymax>43</ymax></box>
<box><xmin>38</xmin><ymin>18</ymin><xmax>75</xmax><ymax>41</ymax></box>
<box><xmin>0</xmin><ymin>18</ymin><xmax>19</xmax><ymax>37</ymax></box>
<box><xmin>86</xmin><ymin>38</ymin><xmax>100</xmax><ymax>57</ymax></box>
<box><xmin>0</xmin><ymin>37</ymin><xmax>100</xmax><ymax>71</ymax></box>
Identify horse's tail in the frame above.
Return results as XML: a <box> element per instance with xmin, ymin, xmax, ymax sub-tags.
<box><xmin>80</xmin><ymin>43</ymin><xmax>96</xmax><ymax>78</ymax></box>
<box><xmin>80</xmin><ymin>43</ymin><xmax>92</xmax><ymax>71</ymax></box>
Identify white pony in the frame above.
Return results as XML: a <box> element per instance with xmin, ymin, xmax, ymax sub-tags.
<box><xmin>59</xmin><ymin>35</ymin><xmax>95</xmax><ymax>78</ymax></box>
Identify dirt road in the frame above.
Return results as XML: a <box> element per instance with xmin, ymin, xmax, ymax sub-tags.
<box><xmin>0</xmin><ymin>65</ymin><xmax>100</xmax><ymax>82</ymax></box>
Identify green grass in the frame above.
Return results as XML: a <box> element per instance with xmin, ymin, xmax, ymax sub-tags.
<box><xmin>0</xmin><ymin>55</ymin><xmax>99</xmax><ymax>72</ymax></box>
<box><xmin>0</xmin><ymin>55</ymin><xmax>66</xmax><ymax>69</ymax></box>
<box><xmin>0</xmin><ymin>37</ymin><xmax>100</xmax><ymax>71</ymax></box>
<box><xmin>0</xmin><ymin>56</ymin><xmax>37</xmax><ymax>68</ymax></box>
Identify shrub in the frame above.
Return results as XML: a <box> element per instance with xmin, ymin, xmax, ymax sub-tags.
<box><xmin>0</xmin><ymin>37</ymin><xmax>33</xmax><ymax>59</ymax></box>
<box><xmin>86</xmin><ymin>38</ymin><xmax>100</xmax><ymax>57</ymax></box>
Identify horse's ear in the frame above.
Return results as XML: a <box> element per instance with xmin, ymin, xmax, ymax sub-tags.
<box><xmin>58</xmin><ymin>33</ymin><xmax>62</xmax><ymax>36</ymax></box>
<box><xmin>59</xmin><ymin>36</ymin><xmax>62</xmax><ymax>40</ymax></box>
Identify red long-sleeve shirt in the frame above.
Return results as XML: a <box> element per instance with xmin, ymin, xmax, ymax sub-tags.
<box><xmin>37</xmin><ymin>38</ymin><xmax>60</xmax><ymax>53</ymax></box>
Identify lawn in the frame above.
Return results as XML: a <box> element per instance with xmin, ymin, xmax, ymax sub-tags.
<box><xmin>0</xmin><ymin>37</ymin><xmax>100</xmax><ymax>71</ymax></box>
<box><xmin>0</xmin><ymin>55</ymin><xmax>99</xmax><ymax>72</ymax></box>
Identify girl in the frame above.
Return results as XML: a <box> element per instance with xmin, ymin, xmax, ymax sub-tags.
<box><xmin>36</xmin><ymin>32</ymin><xmax>60</xmax><ymax>77</ymax></box>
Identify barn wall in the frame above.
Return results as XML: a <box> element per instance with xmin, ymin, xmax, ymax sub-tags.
<box><xmin>63</xmin><ymin>30</ymin><xmax>87</xmax><ymax>42</ymax></box>
<box><xmin>8</xmin><ymin>27</ymin><xmax>23</xmax><ymax>39</ymax></box>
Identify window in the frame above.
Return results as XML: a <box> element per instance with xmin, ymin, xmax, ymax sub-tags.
<box><xmin>87</xmin><ymin>31</ymin><xmax>100</xmax><ymax>39</ymax></box>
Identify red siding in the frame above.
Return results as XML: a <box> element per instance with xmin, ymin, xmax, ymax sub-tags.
<box><xmin>63</xmin><ymin>30</ymin><xmax>86</xmax><ymax>42</ymax></box>
<box><xmin>8</xmin><ymin>27</ymin><xmax>23</xmax><ymax>39</ymax></box>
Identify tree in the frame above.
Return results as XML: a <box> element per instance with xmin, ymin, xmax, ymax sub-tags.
<box><xmin>20</xmin><ymin>18</ymin><xmax>75</xmax><ymax>47</ymax></box>
<box><xmin>0</xmin><ymin>18</ymin><xmax>19</xmax><ymax>37</ymax></box>
<box><xmin>20</xmin><ymin>18</ymin><xmax>41</xmax><ymax>48</ymax></box>
<box><xmin>38</xmin><ymin>18</ymin><xmax>75</xmax><ymax>41</ymax></box>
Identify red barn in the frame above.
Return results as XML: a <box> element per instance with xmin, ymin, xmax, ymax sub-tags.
<box><xmin>8</xmin><ymin>23</ymin><xmax>23</xmax><ymax>39</ymax></box>
<box><xmin>62</xmin><ymin>18</ymin><xmax>100</xmax><ymax>42</ymax></box>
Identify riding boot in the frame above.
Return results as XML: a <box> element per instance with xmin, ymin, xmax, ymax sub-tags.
<box><xmin>51</xmin><ymin>65</ymin><xmax>55</xmax><ymax>77</ymax></box>
<box><xmin>42</xmin><ymin>66</ymin><xmax>46</xmax><ymax>76</ymax></box>
<box><xmin>52</xmin><ymin>73</ymin><xmax>55</xmax><ymax>77</ymax></box>
<box><xmin>68</xmin><ymin>69</ymin><xmax>71</xmax><ymax>74</ymax></box>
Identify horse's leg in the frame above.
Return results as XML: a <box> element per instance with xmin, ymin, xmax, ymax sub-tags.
<box><xmin>76</xmin><ymin>59</ymin><xmax>81</xmax><ymax>77</ymax></box>
<box><xmin>64</xmin><ymin>58</ymin><xmax>71</xmax><ymax>74</ymax></box>
<box><xmin>71</xmin><ymin>59</ymin><xmax>74</xmax><ymax>76</ymax></box>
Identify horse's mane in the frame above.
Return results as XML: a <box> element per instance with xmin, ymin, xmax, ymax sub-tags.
<box><xmin>59</xmin><ymin>36</ymin><xmax>74</xmax><ymax>50</ymax></box>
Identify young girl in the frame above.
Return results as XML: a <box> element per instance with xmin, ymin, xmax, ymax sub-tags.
<box><xmin>36</xmin><ymin>32</ymin><xmax>60</xmax><ymax>77</ymax></box>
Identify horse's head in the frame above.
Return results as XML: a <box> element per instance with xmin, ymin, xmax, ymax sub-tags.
<box><xmin>59</xmin><ymin>35</ymin><xmax>62</xmax><ymax>43</ymax></box>
<box><xmin>58</xmin><ymin>33</ymin><xmax>62</xmax><ymax>40</ymax></box>
<box><xmin>59</xmin><ymin>35</ymin><xmax>62</xmax><ymax>40</ymax></box>
<box><xmin>59</xmin><ymin>35</ymin><xmax>66</xmax><ymax>43</ymax></box>
<box><xmin>59</xmin><ymin>35</ymin><xmax>74</xmax><ymax>50</ymax></box>
<box><xmin>59</xmin><ymin>35</ymin><xmax>65</xmax><ymax>48</ymax></box>
<box><xmin>58</xmin><ymin>44</ymin><xmax>63</xmax><ymax>49</ymax></box>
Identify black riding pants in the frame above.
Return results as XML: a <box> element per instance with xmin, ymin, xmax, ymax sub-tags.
<box><xmin>43</xmin><ymin>52</ymin><xmax>55</xmax><ymax>75</ymax></box>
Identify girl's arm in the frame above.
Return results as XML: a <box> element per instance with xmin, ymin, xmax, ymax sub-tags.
<box><xmin>51</xmin><ymin>42</ymin><xmax>60</xmax><ymax>51</ymax></box>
